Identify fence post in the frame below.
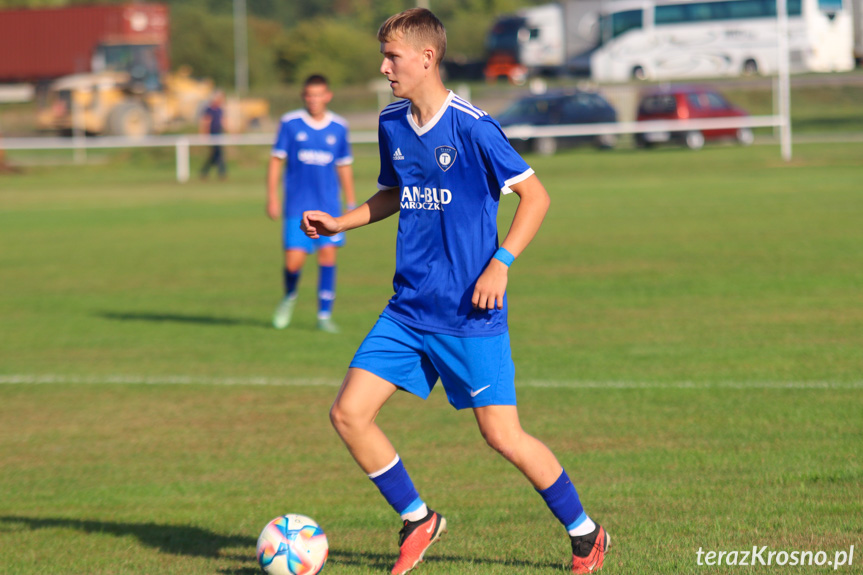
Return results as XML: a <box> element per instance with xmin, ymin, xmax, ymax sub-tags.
<box><xmin>776</xmin><ymin>0</ymin><xmax>792</xmax><ymax>162</ymax></box>
<box><xmin>176</xmin><ymin>137</ymin><xmax>190</xmax><ymax>183</ymax></box>
<box><xmin>72</xmin><ymin>99</ymin><xmax>86</xmax><ymax>164</ymax></box>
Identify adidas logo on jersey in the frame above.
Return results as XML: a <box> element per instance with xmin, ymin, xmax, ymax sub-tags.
<box><xmin>393</xmin><ymin>148</ymin><xmax>405</xmax><ymax>161</ymax></box>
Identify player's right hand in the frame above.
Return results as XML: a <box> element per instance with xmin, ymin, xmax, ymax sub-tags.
<box><xmin>302</xmin><ymin>210</ymin><xmax>339</xmax><ymax>238</ymax></box>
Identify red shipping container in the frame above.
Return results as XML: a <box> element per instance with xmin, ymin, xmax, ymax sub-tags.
<box><xmin>0</xmin><ymin>3</ymin><xmax>169</xmax><ymax>83</ymax></box>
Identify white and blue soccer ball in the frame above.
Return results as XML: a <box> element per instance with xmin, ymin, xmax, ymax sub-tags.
<box><xmin>256</xmin><ymin>514</ymin><xmax>328</xmax><ymax>575</ymax></box>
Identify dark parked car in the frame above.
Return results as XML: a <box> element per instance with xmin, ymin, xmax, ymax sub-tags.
<box><xmin>496</xmin><ymin>89</ymin><xmax>618</xmax><ymax>155</ymax></box>
<box><xmin>635</xmin><ymin>86</ymin><xmax>753</xmax><ymax>150</ymax></box>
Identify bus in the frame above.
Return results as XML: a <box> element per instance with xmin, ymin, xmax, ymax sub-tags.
<box><xmin>587</xmin><ymin>0</ymin><xmax>855</xmax><ymax>82</ymax></box>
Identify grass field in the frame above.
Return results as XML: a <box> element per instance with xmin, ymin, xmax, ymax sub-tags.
<box><xmin>1</xmin><ymin>143</ymin><xmax>861</xmax><ymax>574</ymax></box>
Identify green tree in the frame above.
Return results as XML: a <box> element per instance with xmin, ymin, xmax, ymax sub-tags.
<box><xmin>274</xmin><ymin>18</ymin><xmax>381</xmax><ymax>86</ymax></box>
<box><xmin>169</xmin><ymin>5</ymin><xmax>234</xmax><ymax>87</ymax></box>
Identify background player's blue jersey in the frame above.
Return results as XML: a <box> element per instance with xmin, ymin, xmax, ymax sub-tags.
<box><xmin>377</xmin><ymin>91</ymin><xmax>534</xmax><ymax>337</ymax></box>
<box><xmin>272</xmin><ymin>110</ymin><xmax>352</xmax><ymax>218</ymax></box>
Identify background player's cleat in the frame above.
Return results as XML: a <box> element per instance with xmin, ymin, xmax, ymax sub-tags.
<box><xmin>391</xmin><ymin>510</ymin><xmax>447</xmax><ymax>575</ymax></box>
<box><xmin>272</xmin><ymin>296</ymin><xmax>297</xmax><ymax>329</ymax></box>
<box><xmin>316</xmin><ymin>317</ymin><xmax>340</xmax><ymax>333</ymax></box>
<box><xmin>571</xmin><ymin>524</ymin><xmax>610</xmax><ymax>574</ymax></box>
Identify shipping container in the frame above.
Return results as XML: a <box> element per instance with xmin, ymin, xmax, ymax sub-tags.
<box><xmin>0</xmin><ymin>3</ymin><xmax>169</xmax><ymax>83</ymax></box>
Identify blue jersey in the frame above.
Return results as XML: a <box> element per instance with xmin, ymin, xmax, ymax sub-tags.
<box><xmin>377</xmin><ymin>91</ymin><xmax>534</xmax><ymax>337</ymax></box>
<box><xmin>272</xmin><ymin>110</ymin><xmax>352</xmax><ymax>218</ymax></box>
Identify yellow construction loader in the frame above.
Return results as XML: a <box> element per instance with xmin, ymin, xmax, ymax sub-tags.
<box><xmin>37</xmin><ymin>66</ymin><xmax>268</xmax><ymax>137</ymax></box>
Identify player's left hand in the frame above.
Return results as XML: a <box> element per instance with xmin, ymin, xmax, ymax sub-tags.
<box><xmin>472</xmin><ymin>258</ymin><xmax>508</xmax><ymax>310</ymax></box>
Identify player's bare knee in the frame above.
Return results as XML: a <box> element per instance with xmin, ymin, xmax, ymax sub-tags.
<box><xmin>481</xmin><ymin>429</ymin><xmax>514</xmax><ymax>458</ymax></box>
<box><xmin>329</xmin><ymin>401</ymin><xmax>368</xmax><ymax>437</ymax></box>
<box><xmin>489</xmin><ymin>440</ymin><xmax>518</xmax><ymax>462</ymax></box>
<box><xmin>329</xmin><ymin>401</ymin><xmax>350</xmax><ymax>435</ymax></box>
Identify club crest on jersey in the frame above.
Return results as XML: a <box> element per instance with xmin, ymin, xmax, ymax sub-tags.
<box><xmin>435</xmin><ymin>146</ymin><xmax>457</xmax><ymax>172</ymax></box>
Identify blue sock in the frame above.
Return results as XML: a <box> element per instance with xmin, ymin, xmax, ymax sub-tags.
<box><xmin>537</xmin><ymin>470</ymin><xmax>589</xmax><ymax>532</ymax></box>
<box><xmin>283</xmin><ymin>268</ymin><xmax>300</xmax><ymax>298</ymax></box>
<box><xmin>369</xmin><ymin>456</ymin><xmax>424</xmax><ymax>518</ymax></box>
<box><xmin>317</xmin><ymin>265</ymin><xmax>336</xmax><ymax>318</ymax></box>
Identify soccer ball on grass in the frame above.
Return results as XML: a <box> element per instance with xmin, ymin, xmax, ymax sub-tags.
<box><xmin>256</xmin><ymin>514</ymin><xmax>328</xmax><ymax>575</ymax></box>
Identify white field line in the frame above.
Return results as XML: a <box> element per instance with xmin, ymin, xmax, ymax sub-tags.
<box><xmin>0</xmin><ymin>374</ymin><xmax>860</xmax><ymax>389</ymax></box>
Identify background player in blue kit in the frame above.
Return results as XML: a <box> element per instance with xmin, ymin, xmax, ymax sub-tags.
<box><xmin>267</xmin><ymin>75</ymin><xmax>356</xmax><ymax>333</ymax></box>
<box><xmin>302</xmin><ymin>9</ymin><xmax>610</xmax><ymax>574</ymax></box>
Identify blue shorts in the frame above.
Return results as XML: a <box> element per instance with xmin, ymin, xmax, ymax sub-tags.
<box><xmin>350</xmin><ymin>314</ymin><xmax>517</xmax><ymax>410</ymax></box>
<box><xmin>283</xmin><ymin>217</ymin><xmax>345</xmax><ymax>253</ymax></box>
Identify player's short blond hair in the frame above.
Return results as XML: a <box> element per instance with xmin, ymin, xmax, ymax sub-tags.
<box><xmin>377</xmin><ymin>8</ymin><xmax>447</xmax><ymax>66</ymax></box>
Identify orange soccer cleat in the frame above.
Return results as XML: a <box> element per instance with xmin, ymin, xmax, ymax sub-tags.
<box><xmin>390</xmin><ymin>510</ymin><xmax>447</xmax><ymax>575</ymax></box>
<box><xmin>571</xmin><ymin>524</ymin><xmax>611</xmax><ymax>574</ymax></box>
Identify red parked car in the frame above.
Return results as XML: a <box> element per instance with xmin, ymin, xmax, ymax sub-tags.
<box><xmin>635</xmin><ymin>86</ymin><xmax>754</xmax><ymax>150</ymax></box>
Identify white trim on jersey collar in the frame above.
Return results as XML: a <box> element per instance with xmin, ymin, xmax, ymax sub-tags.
<box><xmin>406</xmin><ymin>91</ymin><xmax>455</xmax><ymax>137</ymax></box>
<box><xmin>300</xmin><ymin>110</ymin><xmax>334</xmax><ymax>131</ymax></box>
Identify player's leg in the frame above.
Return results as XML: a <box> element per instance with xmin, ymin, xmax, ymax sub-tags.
<box><xmin>315</xmin><ymin>244</ymin><xmax>338</xmax><ymax>333</ymax></box>
<box><xmin>343</xmin><ymin>316</ymin><xmax>447</xmax><ymax>574</ymax></box>
<box><xmin>284</xmin><ymin>248</ymin><xmax>307</xmax><ymax>294</ymax></box>
<box><xmin>273</xmin><ymin>218</ymin><xmax>313</xmax><ymax>329</ymax></box>
<box><xmin>473</xmin><ymin>405</ymin><xmax>610</xmax><ymax>573</ymax></box>
<box><xmin>272</xmin><ymin>248</ymin><xmax>306</xmax><ymax>329</ymax></box>
<box><xmin>200</xmin><ymin>146</ymin><xmax>215</xmax><ymax>178</ymax></box>
<box><xmin>331</xmin><ymin>367</ymin><xmax>444</xmax><ymax>575</ymax></box>
<box><xmin>428</xmin><ymin>330</ymin><xmax>609</xmax><ymax>573</ymax></box>
<box><xmin>473</xmin><ymin>405</ymin><xmax>562</xmax><ymax>487</ymax></box>
<box><xmin>329</xmin><ymin>367</ymin><xmax>399</xmax><ymax>473</ymax></box>
<box><xmin>214</xmin><ymin>145</ymin><xmax>226</xmax><ymax>180</ymax></box>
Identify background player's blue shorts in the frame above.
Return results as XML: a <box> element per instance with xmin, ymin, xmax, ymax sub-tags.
<box><xmin>283</xmin><ymin>217</ymin><xmax>345</xmax><ymax>252</ymax></box>
<box><xmin>350</xmin><ymin>314</ymin><xmax>517</xmax><ymax>410</ymax></box>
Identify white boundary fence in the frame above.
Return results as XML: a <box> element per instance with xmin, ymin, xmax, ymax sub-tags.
<box><xmin>502</xmin><ymin>116</ymin><xmax>785</xmax><ymax>140</ymax></box>
<box><xmin>0</xmin><ymin>132</ymin><xmax>379</xmax><ymax>183</ymax></box>
<box><xmin>1</xmin><ymin>115</ymin><xmax>785</xmax><ymax>183</ymax></box>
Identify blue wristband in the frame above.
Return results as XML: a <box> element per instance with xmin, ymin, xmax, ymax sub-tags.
<box><xmin>493</xmin><ymin>247</ymin><xmax>515</xmax><ymax>267</ymax></box>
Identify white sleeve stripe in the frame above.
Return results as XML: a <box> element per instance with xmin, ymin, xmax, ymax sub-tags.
<box><xmin>501</xmin><ymin>168</ymin><xmax>534</xmax><ymax>195</ymax></box>
<box><xmin>452</xmin><ymin>96</ymin><xmax>486</xmax><ymax>116</ymax></box>
<box><xmin>380</xmin><ymin>100</ymin><xmax>411</xmax><ymax>116</ymax></box>
<box><xmin>335</xmin><ymin>157</ymin><xmax>354</xmax><ymax>166</ymax></box>
<box><xmin>382</xmin><ymin>99</ymin><xmax>410</xmax><ymax>110</ymax></box>
<box><xmin>449</xmin><ymin>102</ymin><xmax>481</xmax><ymax>120</ymax></box>
<box><xmin>455</xmin><ymin>99</ymin><xmax>486</xmax><ymax>117</ymax></box>
<box><xmin>377</xmin><ymin>181</ymin><xmax>398</xmax><ymax>191</ymax></box>
<box><xmin>271</xmin><ymin>150</ymin><xmax>287</xmax><ymax>159</ymax></box>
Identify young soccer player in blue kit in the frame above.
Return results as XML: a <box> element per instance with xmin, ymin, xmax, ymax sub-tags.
<box><xmin>302</xmin><ymin>9</ymin><xmax>610</xmax><ymax>574</ymax></box>
<box><xmin>267</xmin><ymin>75</ymin><xmax>356</xmax><ymax>333</ymax></box>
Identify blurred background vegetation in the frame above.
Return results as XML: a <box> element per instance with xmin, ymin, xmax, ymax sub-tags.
<box><xmin>0</xmin><ymin>0</ymin><xmax>546</xmax><ymax>88</ymax></box>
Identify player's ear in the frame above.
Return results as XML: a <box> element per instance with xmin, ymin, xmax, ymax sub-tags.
<box><xmin>423</xmin><ymin>47</ymin><xmax>434</xmax><ymax>69</ymax></box>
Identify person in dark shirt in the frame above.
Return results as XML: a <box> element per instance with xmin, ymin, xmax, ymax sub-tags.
<box><xmin>200</xmin><ymin>90</ymin><xmax>226</xmax><ymax>180</ymax></box>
